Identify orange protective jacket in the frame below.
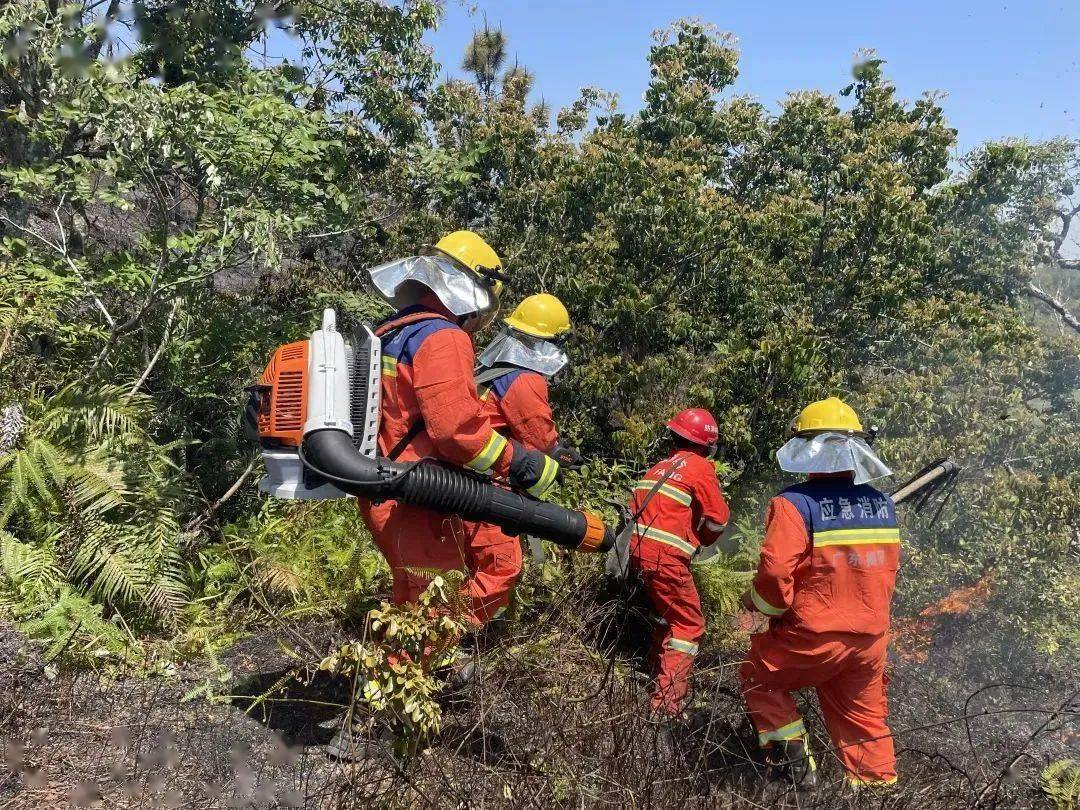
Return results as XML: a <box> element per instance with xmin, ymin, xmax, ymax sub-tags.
<box><xmin>750</xmin><ymin>476</ymin><xmax>900</xmax><ymax>636</ymax></box>
<box><xmin>630</xmin><ymin>450</ymin><xmax>730</xmax><ymax>559</ymax></box>
<box><xmin>372</xmin><ymin>298</ymin><xmax>513</xmax><ymax>475</ymax></box>
<box><xmin>480</xmin><ymin>368</ymin><xmax>558</xmax><ymax>453</ymax></box>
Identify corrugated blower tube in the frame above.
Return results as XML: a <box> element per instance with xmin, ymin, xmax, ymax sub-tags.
<box><xmin>299</xmin><ymin>431</ymin><xmax>609</xmax><ymax>551</ymax></box>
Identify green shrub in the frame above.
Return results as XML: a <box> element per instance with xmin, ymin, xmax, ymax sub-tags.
<box><xmin>318</xmin><ymin>574</ymin><xmax>469</xmax><ymax>757</ymax></box>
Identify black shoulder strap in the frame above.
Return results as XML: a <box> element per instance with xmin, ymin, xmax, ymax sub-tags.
<box><xmin>608</xmin><ymin>464</ymin><xmax>680</xmax><ymax>579</ymax></box>
<box><xmin>387</xmin><ymin>418</ymin><xmax>426</xmax><ymax>461</ymax></box>
<box><xmin>633</xmin><ymin>464</ymin><xmax>679</xmax><ymax>522</ymax></box>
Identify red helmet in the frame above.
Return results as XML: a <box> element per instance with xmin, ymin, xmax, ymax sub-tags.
<box><xmin>666</xmin><ymin>408</ymin><xmax>719</xmax><ymax>447</ymax></box>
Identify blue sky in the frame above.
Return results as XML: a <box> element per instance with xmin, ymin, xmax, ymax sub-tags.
<box><xmin>425</xmin><ymin>0</ymin><xmax>1078</xmax><ymax>153</ymax></box>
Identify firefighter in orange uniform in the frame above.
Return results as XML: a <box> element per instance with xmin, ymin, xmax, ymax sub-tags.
<box><xmin>629</xmin><ymin>408</ymin><xmax>730</xmax><ymax>718</ymax></box>
<box><xmin>468</xmin><ymin>293</ymin><xmax>584</xmax><ymax>618</ymax></box>
<box><xmin>739</xmin><ymin>397</ymin><xmax>898</xmax><ymax>794</ymax></box>
<box><xmin>359</xmin><ymin>232</ymin><xmax>562</xmax><ymax>627</ymax></box>
<box><xmin>477</xmin><ymin>293</ymin><xmax>582</xmax><ymax>465</ymax></box>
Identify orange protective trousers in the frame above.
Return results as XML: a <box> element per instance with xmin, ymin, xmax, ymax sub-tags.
<box><xmin>632</xmin><ymin>542</ymin><xmax>705</xmax><ymax>717</ymax></box>
<box><xmin>739</xmin><ymin>625</ymin><xmax>896</xmax><ymax>784</ymax></box>
<box><xmin>362</xmin><ymin>500</ymin><xmax>521</xmax><ymax>628</ymax></box>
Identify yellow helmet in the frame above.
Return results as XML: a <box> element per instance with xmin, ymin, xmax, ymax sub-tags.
<box><xmin>504</xmin><ymin>293</ymin><xmax>571</xmax><ymax>339</ymax></box>
<box><xmin>792</xmin><ymin>396</ymin><xmax>865</xmax><ymax>436</ymax></box>
<box><xmin>431</xmin><ymin>230</ymin><xmax>505</xmax><ymax>298</ymax></box>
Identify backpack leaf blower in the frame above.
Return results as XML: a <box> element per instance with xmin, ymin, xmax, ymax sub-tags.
<box><xmin>243</xmin><ymin>309</ymin><xmax>613</xmax><ymax>553</ymax></box>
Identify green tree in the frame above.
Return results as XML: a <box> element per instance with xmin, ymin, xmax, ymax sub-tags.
<box><xmin>1</xmin><ymin>3</ymin><xmax>1076</xmax><ymax>689</ymax></box>
<box><xmin>0</xmin><ymin>0</ymin><xmax>437</xmax><ymax>655</ymax></box>
<box><xmin>461</xmin><ymin>22</ymin><xmax>506</xmax><ymax>97</ymax></box>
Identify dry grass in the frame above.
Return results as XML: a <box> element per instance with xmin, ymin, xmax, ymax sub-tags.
<box><xmin>1</xmin><ymin>565</ymin><xmax>1076</xmax><ymax>807</ymax></box>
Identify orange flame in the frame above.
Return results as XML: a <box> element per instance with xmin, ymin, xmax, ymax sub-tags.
<box><xmin>892</xmin><ymin>574</ymin><xmax>995</xmax><ymax>663</ymax></box>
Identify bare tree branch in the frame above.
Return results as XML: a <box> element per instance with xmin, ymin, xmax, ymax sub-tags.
<box><xmin>1051</xmin><ymin>203</ymin><xmax>1080</xmax><ymax>256</ymax></box>
<box><xmin>183</xmin><ymin>458</ymin><xmax>258</xmax><ymax>534</ymax></box>
<box><xmin>125</xmin><ymin>297</ymin><xmax>181</xmax><ymax>400</ymax></box>
<box><xmin>0</xmin><ymin>326</ymin><xmax>12</xmax><ymax>366</ymax></box>
<box><xmin>86</xmin><ymin>0</ymin><xmax>122</xmax><ymax>60</ymax></box>
<box><xmin>1026</xmin><ymin>282</ymin><xmax>1080</xmax><ymax>334</ymax></box>
<box><xmin>1</xmin><ymin>203</ymin><xmax>116</xmax><ymax>329</ymax></box>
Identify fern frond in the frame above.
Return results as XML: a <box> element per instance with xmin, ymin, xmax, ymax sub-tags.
<box><xmin>17</xmin><ymin>446</ymin><xmax>58</xmax><ymax>507</ymax></box>
<box><xmin>41</xmin><ymin>383</ymin><xmax>148</xmax><ymax>441</ymax></box>
<box><xmin>29</xmin><ymin>437</ymin><xmax>71</xmax><ymax>491</ymax></box>
<box><xmin>140</xmin><ymin>505</ymin><xmax>182</xmax><ymax>554</ymax></box>
<box><xmin>1043</xmin><ymin>759</ymin><xmax>1080</xmax><ymax>810</ymax></box>
<box><xmin>0</xmin><ymin>438</ymin><xmax>71</xmax><ymax>527</ymax></box>
<box><xmin>145</xmin><ymin>543</ymin><xmax>189</xmax><ymax>619</ymax></box>
<box><xmin>0</xmin><ymin>530</ymin><xmax>61</xmax><ymax>590</ymax></box>
<box><xmin>21</xmin><ymin>589</ymin><xmax>131</xmax><ymax>663</ymax></box>
<box><xmin>254</xmin><ymin>559</ymin><xmax>306</xmax><ymax>599</ymax></box>
<box><xmin>404</xmin><ymin>565</ymin><xmax>463</xmax><ymax>581</ymax></box>
<box><xmin>69</xmin><ymin>524</ymin><xmax>150</xmax><ymax>608</ymax></box>
<box><xmin>67</xmin><ymin>456</ymin><xmax>129</xmax><ymax>514</ymax></box>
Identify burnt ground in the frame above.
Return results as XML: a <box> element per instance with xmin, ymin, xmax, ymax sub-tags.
<box><xmin>1</xmin><ymin>589</ymin><xmax>1077</xmax><ymax>808</ymax></box>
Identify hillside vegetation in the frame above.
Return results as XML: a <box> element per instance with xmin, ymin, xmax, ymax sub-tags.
<box><xmin>1</xmin><ymin>2</ymin><xmax>1078</xmax><ymax>806</ymax></box>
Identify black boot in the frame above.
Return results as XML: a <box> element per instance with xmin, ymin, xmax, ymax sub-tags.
<box><xmin>762</xmin><ymin>738</ymin><xmax>818</xmax><ymax>797</ymax></box>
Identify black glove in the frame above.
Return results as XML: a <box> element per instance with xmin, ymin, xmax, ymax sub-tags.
<box><xmin>549</xmin><ymin>440</ymin><xmax>584</xmax><ymax>471</ymax></box>
<box><xmin>508</xmin><ymin>441</ymin><xmax>561</xmax><ymax>498</ymax></box>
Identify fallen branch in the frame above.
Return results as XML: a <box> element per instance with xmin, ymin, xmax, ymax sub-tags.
<box><xmin>183</xmin><ymin>457</ymin><xmax>257</xmax><ymax>533</ymax></box>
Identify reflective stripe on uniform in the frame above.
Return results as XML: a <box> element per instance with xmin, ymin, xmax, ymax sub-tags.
<box><xmin>632</xmin><ymin>523</ymin><xmax>695</xmax><ymax>556</ymax></box>
<box><xmin>467</xmin><ymin>431</ymin><xmax>508</xmax><ymax>472</ymax></box>
<box><xmin>758</xmin><ymin>718</ymin><xmax>806</xmax><ymax>746</ymax></box>
<box><xmin>814</xmin><ymin>527</ymin><xmax>900</xmax><ymax>547</ymax></box>
<box><xmin>664</xmin><ymin>637</ymin><xmax>699</xmax><ymax>655</ymax></box>
<box><xmin>751</xmin><ymin>586</ymin><xmax>787</xmax><ymax>617</ymax></box>
<box><xmin>526</xmin><ymin>454</ymin><xmax>559</xmax><ymax>497</ymax></box>
<box><xmin>848</xmin><ymin>776</ymin><xmax>898</xmax><ymax>788</ymax></box>
<box><xmin>633</xmin><ymin>479</ymin><xmax>692</xmax><ymax>507</ymax></box>
<box><xmin>381</xmin><ymin>356</ymin><xmax>398</xmax><ymax>377</ymax></box>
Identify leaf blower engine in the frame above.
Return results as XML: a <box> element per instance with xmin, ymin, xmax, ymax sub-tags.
<box><xmin>243</xmin><ymin>309</ymin><xmax>614</xmax><ymax>554</ymax></box>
